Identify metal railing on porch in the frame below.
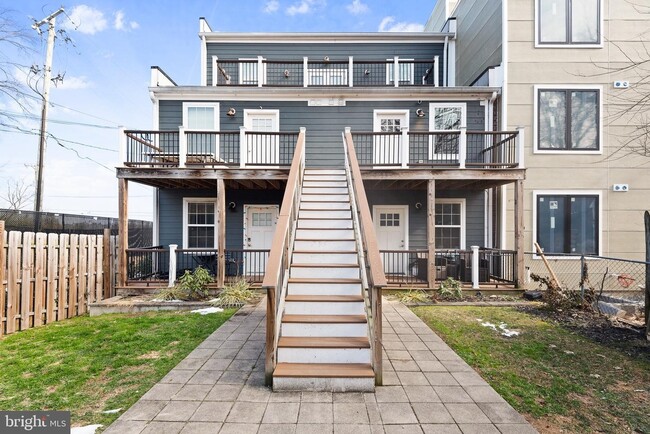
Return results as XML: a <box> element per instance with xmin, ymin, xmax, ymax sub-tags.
<box><xmin>379</xmin><ymin>248</ymin><xmax>517</xmax><ymax>287</ymax></box>
<box><xmin>121</xmin><ymin>129</ymin><xmax>299</xmax><ymax>168</ymax></box>
<box><xmin>125</xmin><ymin>247</ymin><xmax>270</xmax><ymax>285</ymax></box>
<box><xmin>350</xmin><ymin>129</ymin><xmax>524</xmax><ymax>169</ymax></box>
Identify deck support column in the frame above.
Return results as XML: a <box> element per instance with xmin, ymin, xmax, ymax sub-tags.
<box><xmin>217</xmin><ymin>179</ymin><xmax>226</xmax><ymax>288</ymax></box>
<box><xmin>427</xmin><ymin>179</ymin><xmax>436</xmax><ymax>289</ymax></box>
<box><xmin>514</xmin><ymin>179</ymin><xmax>524</xmax><ymax>288</ymax></box>
<box><xmin>117</xmin><ymin>178</ymin><xmax>128</xmax><ymax>288</ymax></box>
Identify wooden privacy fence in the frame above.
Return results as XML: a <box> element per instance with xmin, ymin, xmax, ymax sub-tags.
<box><xmin>0</xmin><ymin>221</ymin><xmax>116</xmax><ymax>338</ymax></box>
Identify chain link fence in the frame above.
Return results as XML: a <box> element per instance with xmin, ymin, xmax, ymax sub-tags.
<box><xmin>523</xmin><ymin>252</ymin><xmax>648</xmax><ymax>319</ymax></box>
<box><xmin>0</xmin><ymin>209</ymin><xmax>152</xmax><ymax>248</ymax></box>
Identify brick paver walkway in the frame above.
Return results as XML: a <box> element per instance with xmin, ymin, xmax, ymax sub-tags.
<box><xmin>105</xmin><ymin>298</ymin><xmax>538</xmax><ymax>434</ymax></box>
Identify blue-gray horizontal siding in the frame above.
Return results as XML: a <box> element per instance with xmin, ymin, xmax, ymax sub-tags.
<box><xmin>158</xmin><ymin>188</ymin><xmax>283</xmax><ymax>249</ymax></box>
<box><xmin>206</xmin><ymin>42</ymin><xmax>444</xmax><ymax>86</ymax></box>
<box><xmin>158</xmin><ymin>100</ymin><xmax>485</xmax><ymax>167</ymax></box>
<box><xmin>366</xmin><ymin>189</ymin><xmax>485</xmax><ymax>249</ymax></box>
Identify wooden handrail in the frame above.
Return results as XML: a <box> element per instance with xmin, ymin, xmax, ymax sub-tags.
<box><xmin>263</xmin><ymin>127</ymin><xmax>305</xmax><ymax>387</ymax></box>
<box><xmin>125</xmin><ymin>132</ymin><xmax>163</xmax><ymax>153</ymax></box>
<box><xmin>345</xmin><ymin>131</ymin><xmax>387</xmax><ymax>289</ymax></box>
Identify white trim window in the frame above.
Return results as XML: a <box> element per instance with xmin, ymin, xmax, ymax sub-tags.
<box><xmin>428</xmin><ymin>103</ymin><xmax>466</xmax><ymax>160</ymax></box>
<box><xmin>534</xmin><ymin>86</ymin><xmax>601</xmax><ymax>153</ymax></box>
<box><xmin>183</xmin><ymin>102</ymin><xmax>220</xmax><ymax>157</ymax></box>
<box><xmin>536</xmin><ymin>0</ymin><xmax>602</xmax><ymax>47</ymax></box>
<box><xmin>533</xmin><ymin>191</ymin><xmax>601</xmax><ymax>255</ymax></box>
<box><xmin>435</xmin><ymin>199</ymin><xmax>466</xmax><ymax>249</ymax></box>
<box><xmin>386</xmin><ymin>59</ymin><xmax>414</xmax><ymax>85</ymax></box>
<box><xmin>182</xmin><ymin>198</ymin><xmax>218</xmax><ymax>249</ymax></box>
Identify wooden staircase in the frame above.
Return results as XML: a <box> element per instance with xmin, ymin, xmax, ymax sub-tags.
<box><xmin>272</xmin><ymin>169</ymin><xmax>375</xmax><ymax>391</ymax></box>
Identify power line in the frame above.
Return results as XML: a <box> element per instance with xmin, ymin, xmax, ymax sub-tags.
<box><xmin>4</xmin><ymin>110</ymin><xmax>118</xmax><ymax>130</ymax></box>
<box><xmin>0</xmin><ymin>126</ymin><xmax>118</xmax><ymax>152</ymax></box>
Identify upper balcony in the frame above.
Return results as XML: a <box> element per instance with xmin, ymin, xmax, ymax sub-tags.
<box><xmin>211</xmin><ymin>56</ymin><xmax>440</xmax><ymax>88</ymax></box>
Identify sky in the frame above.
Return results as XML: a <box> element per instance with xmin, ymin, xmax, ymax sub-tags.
<box><xmin>0</xmin><ymin>0</ymin><xmax>437</xmax><ymax>221</ymax></box>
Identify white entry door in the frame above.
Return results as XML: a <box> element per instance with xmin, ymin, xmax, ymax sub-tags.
<box><xmin>373</xmin><ymin>206</ymin><xmax>409</xmax><ymax>275</ymax></box>
<box><xmin>373</xmin><ymin>110</ymin><xmax>409</xmax><ymax>166</ymax></box>
<box><xmin>243</xmin><ymin>205</ymin><xmax>278</xmax><ymax>277</ymax></box>
<box><xmin>244</xmin><ymin>109</ymin><xmax>279</xmax><ymax>166</ymax></box>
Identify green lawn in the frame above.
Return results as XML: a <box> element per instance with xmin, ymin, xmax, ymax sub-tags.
<box><xmin>0</xmin><ymin>309</ymin><xmax>236</xmax><ymax>428</ymax></box>
<box><xmin>412</xmin><ymin>306</ymin><xmax>650</xmax><ymax>434</ymax></box>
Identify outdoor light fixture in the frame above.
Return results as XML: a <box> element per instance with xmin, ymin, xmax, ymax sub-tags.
<box><xmin>323</xmin><ymin>56</ymin><xmax>330</xmax><ymax>62</ymax></box>
<box><xmin>415</xmin><ymin>202</ymin><xmax>423</xmax><ymax>210</ymax></box>
<box><xmin>284</xmin><ymin>69</ymin><xmax>290</xmax><ymax>78</ymax></box>
<box><xmin>416</xmin><ymin>109</ymin><xmax>426</xmax><ymax>118</ymax></box>
<box><xmin>364</xmin><ymin>69</ymin><xmax>370</xmax><ymax>75</ymax></box>
<box><xmin>226</xmin><ymin>107</ymin><xmax>236</xmax><ymax>117</ymax></box>
<box><xmin>228</xmin><ymin>202</ymin><xmax>237</xmax><ymax>211</ymax></box>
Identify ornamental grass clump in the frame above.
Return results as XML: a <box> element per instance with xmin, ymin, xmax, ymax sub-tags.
<box><xmin>212</xmin><ymin>277</ymin><xmax>256</xmax><ymax>308</ymax></box>
<box><xmin>397</xmin><ymin>289</ymin><xmax>431</xmax><ymax>304</ymax></box>
<box><xmin>437</xmin><ymin>277</ymin><xmax>464</xmax><ymax>300</ymax></box>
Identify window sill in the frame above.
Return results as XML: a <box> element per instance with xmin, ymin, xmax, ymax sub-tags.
<box><xmin>533</xmin><ymin>149</ymin><xmax>602</xmax><ymax>155</ymax></box>
<box><xmin>534</xmin><ymin>42</ymin><xmax>603</xmax><ymax>49</ymax></box>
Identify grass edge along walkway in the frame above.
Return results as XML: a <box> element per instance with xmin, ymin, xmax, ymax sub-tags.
<box><xmin>0</xmin><ymin>308</ymin><xmax>236</xmax><ymax>428</ymax></box>
<box><xmin>412</xmin><ymin>305</ymin><xmax>650</xmax><ymax>434</ymax></box>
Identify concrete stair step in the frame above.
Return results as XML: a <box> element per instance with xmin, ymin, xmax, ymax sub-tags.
<box><xmin>295</xmin><ymin>228</ymin><xmax>354</xmax><ymax>239</ymax></box>
<box><xmin>273</xmin><ymin>363</ymin><xmax>375</xmax><ymax>392</ymax></box>
<box><xmin>297</xmin><ymin>219</ymin><xmax>353</xmax><ymax>229</ymax></box>
<box><xmin>302</xmin><ymin>187</ymin><xmax>349</xmax><ymax>194</ymax></box>
<box><xmin>301</xmin><ymin>194</ymin><xmax>350</xmax><ymax>202</ymax></box>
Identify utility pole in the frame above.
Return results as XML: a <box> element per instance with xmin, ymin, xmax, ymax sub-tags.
<box><xmin>32</xmin><ymin>7</ymin><xmax>64</xmax><ymax>231</ymax></box>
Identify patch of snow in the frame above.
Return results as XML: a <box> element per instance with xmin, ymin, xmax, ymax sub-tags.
<box><xmin>191</xmin><ymin>307</ymin><xmax>224</xmax><ymax>315</ymax></box>
<box><xmin>480</xmin><ymin>321</ymin><xmax>497</xmax><ymax>331</ymax></box>
<box><xmin>101</xmin><ymin>408</ymin><xmax>122</xmax><ymax>414</ymax></box>
<box><xmin>481</xmin><ymin>321</ymin><xmax>519</xmax><ymax>337</ymax></box>
<box><xmin>71</xmin><ymin>425</ymin><xmax>102</xmax><ymax>434</ymax></box>
<box><xmin>151</xmin><ymin>299</ymin><xmax>184</xmax><ymax>303</ymax></box>
<box><xmin>564</xmin><ymin>350</ymin><xmax>575</xmax><ymax>355</ymax></box>
<box><xmin>208</xmin><ymin>298</ymin><xmax>220</xmax><ymax>303</ymax></box>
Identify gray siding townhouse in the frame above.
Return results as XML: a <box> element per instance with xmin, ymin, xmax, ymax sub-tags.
<box><xmin>115</xmin><ymin>16</ymin><xmax>529</xmax><ymax>390</ymax></box>
<box><xmin>116</xmin><ymin>18</ymin><xmax>526</xmax><ymax>292</ymax></box>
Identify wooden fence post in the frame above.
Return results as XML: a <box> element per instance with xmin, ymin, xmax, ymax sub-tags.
<box><xmin>0</xmin><ymin>221</ymin><xmax>5</xmax><ymax>337</ymax></box>
<box><xmin>7</xmin><ymin>231</ymin><xmax>20</xmax><ymax>333</ymax></box>
<box><xmin>58</xmin><ymin>234</ymin><xmax>69</xmax><ymax>320</ymax></box>
<box><xmin>68</xmin><ymin>235</ymin><xmax>79</xmax><ymax>317</ymax></box>
<box><xmin>34</xmin><ymin>233</ymin><xmax>47</xmax><ymax>326</ymax></box>
<box><xmin>103</xmin><ymin>228</ymin><xmax>111</xmax><ymax>299</ymax></box>
<box><xmin>46</xmin><ymin>233</ymin><xmax>59</xmax><ymax>324</ymax></box>
<box><xmin>20</xmin><ymin>231</ymin><xmax>34</xmax><ymax>330</ymax></box>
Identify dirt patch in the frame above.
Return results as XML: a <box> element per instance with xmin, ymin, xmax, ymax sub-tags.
<box><xmin>137</xmin><ymin>351</ymin><xmax>160</xmax><ymax>360</ymax></box>
<box><xmin>519</xmin><ymin>306</ymin><xmax>650</xmax><ymax>362</ymax></box>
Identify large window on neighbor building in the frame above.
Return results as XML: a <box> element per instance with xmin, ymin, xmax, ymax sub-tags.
<box><xmin>537</xmin><ymin>88</ymin><xmax>600</xmax><ymax>151</ymax></box>
<box><xmin>183</xmin><ymin>199</ymin><xmax>217</xmax><ymax>249</ymax></box>
<box><xmin>538</xmin><ymin>0</ymin><xmax>601</xmax><ymax>45</ymax></box>
<box><xmin>535</xmin><ymin>193</ymin><xmax>599</xmax><ymax>255</ymax></box>
<box><xmin>435</xmin><ymin>199</ymin><xmax>465</xmax><ymax>249</ymax></box>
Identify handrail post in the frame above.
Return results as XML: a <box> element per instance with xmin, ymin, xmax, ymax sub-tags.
<box><xmin>303</xmin><ymin>57</ymin><xmax>308</xmax><ymax>87</ymax></box>
<box><xmin>300</xmin><ymin>127</ymin><xmax>306</xmax><ymax>167</ymax></box>
<box><xmin>516</xmin><ymin>126</ymin><xmax>525</xmax><ymax>168</ymax></box>
<box><xmin>394</xmin><ymin>56</ymin><xmax>399</xmax><ymax>87</ymax></box>
<box><xmin>257</xmin><ymin>56</ymin><xmax>264</xmax><ymax>87</ymax></box>
<box><xmin>178</xmin><ymin>126</ymin><xmax>187</xmax><ymax>168</ymax></box>
<box><xmin>239</xmin><ymin>126</ymin><xmax>247</xmax><ymax>168</ymax></box>
<box><xmin>434</xmin><ymin>56</ymin><xmax>439</xmax><ymax>87</ymax></box>
<box><xmin>212</xmin><ymin>56</ymin><xmax>218</xmax><ymax>87</ymax></box>
<box><xmin>459</xmin><ymin>126</ymin><xmax>467</xmax><ymax>169</ymax></box>
<box><xmin>168</xmin><ymin>244</ymin><xmax>177</xmax><ymax>287</ymax></box>
<box><xmin>401</xmin><ymin>126</ymin><xmax>409</xmax><ymax>168</ymax></box>
<box><xmin>118</xmin><ymin>126</ymin><xmax>126</xmax><ymax>167</ymax></box>
<box><xmin>471</xmin><ymin>245</ymin><xmax>480</xmax><ymax>289</ymax></box>
<box><xmin>348</xmin><ymin>56</ymin><xmax>354</xmax><ymax>87</ymax></box>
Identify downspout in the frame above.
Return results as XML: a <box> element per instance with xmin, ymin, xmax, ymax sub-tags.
<box><xmin>442</xmin><ymin>36</ymin><xmax>449</xmax><ymax>87</ymax></box>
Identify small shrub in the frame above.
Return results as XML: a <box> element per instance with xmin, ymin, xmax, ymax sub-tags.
<box><xmin>438</xmin><ymin>277</ymin><xmax>463</xmax><ymax>300</ymax></box>
<box><xmin>397</xmin><ymin>289</ymin><xmax>431</xmax><ymax>304</ymax></box>
<box><xmin>212</xmin><ymin>277</ymin><xmax>255</xmax><ymax>308</ymax></box>
<box><xmin>176</xmin><ymin>266</ymin><xmax>214</xmax><ymax>300</ymax></box>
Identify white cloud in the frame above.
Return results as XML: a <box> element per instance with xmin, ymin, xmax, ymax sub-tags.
<box><xmin>378</xmin><ymin>16</ymin><xmax>424</xmax><ymax>32</ymax></box>
<box><xmin>114</xmin><ymin>10</ymin><xmax>125</xmax><ymax>30</ymax></box>
<box><xmin>286</xmin><ymin>0</ymin><xmax>325</xmax><ymax>16</ymax></box>
<box><xmin>55</xmin><ymin>75</ymin><xmax>92</xmax><ymax>90</ymax></box>
<box><xmin>63</xmin><ymin>5</ymin><xmax>108</xmax><ymax>35</ymax></box>
<box><xmin>346</xmin><ymin>0</ymin><xmax>368</xmax><ymax>15</ymax></box>
<box><xmin>114</xmin><ymin>10</ymin><xmax>139</xmax><ymax>31</ymax></box>
<box><xmin>264</xmin><ymin>0</ymin><xmax>280</xmax><ymax>13</ymax></box>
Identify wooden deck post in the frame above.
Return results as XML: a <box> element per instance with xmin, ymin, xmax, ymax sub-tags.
<box><xmin>427</xmin><ymin>180</ymin><xmax>436</xmax><ymax>289</ymax></box>
<box><xmin>217</xmin><ymin>179</ymin><xmax>226</xmax><ymax>288</ymax></box>
<box><xmin>514</xmin><ymin>179</ymin><xmax>525</xmax><ymax>288</ymax></box>
<box><xmin>118</xmin><ymin>178</ymin><xmax>128</xmax><ymax>288</ymax></box>
<box><xmin>102</xmin><ymin>228</ymin><xmax>111</xmax><ymax>299</ymax></box>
